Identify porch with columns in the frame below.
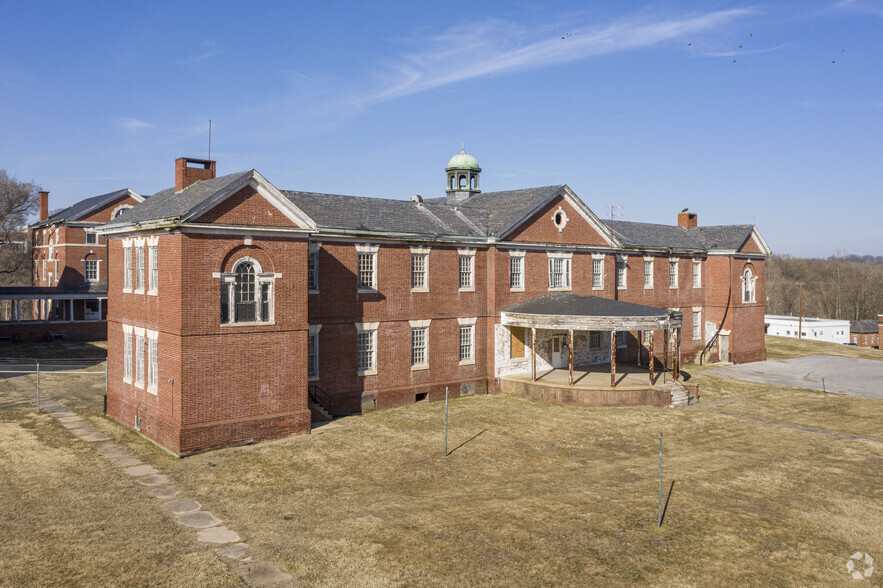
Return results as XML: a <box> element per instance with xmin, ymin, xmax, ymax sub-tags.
<box><xmin>498</xmin><ymin>293</ymin><xmax>683</xmax><ymax>407</ymax></box>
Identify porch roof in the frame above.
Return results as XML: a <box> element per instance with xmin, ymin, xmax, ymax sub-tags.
<box><xmin>501</xmin><ymin>293</ymin><xmax>682</xmax><ymax>331</ymax></box>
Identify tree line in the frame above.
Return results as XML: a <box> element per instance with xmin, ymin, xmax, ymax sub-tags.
<box><xmin>766</xmin><ymin>255</ymin><xmax>883</xmax><ymax>321</ymax></box>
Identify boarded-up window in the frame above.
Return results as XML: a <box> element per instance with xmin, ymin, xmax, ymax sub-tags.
<box><xmin>510</xmin><ymin>326</ymin><xmax>526</xmax><ymax>359</ymax></box>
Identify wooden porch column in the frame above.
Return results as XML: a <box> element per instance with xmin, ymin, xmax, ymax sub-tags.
<box><xmin>648</xmin><ymin>330</ymin><xmax>655</xmax><ymax>385</ymax></box>
<box><xmin>673</xmin><ymin>328</ymin><xmax>680</xmax><ymax>381</ymax></box>
<box><xmin>610</xmin><ymin>331</ymin><xmax>616</xmax><ymax>387</ymax></box>
<box><xmin>15</xmin><ymin>300</ymin><xmax>21</xmax><ymax>323</ymax></box>
<box><xmin>637</xmin><ymin>331</ymin><xmax>642</xmax><ymax>366</ymax></box>
<box><xmin>531</xmin><ymin>327</ymin><xmax>536</xmax><ymax>382</ymax></box>
<box><xmin>568</xmin><ymin>329</ymin><xmax>574</xmax><ymax>386</ymax></box>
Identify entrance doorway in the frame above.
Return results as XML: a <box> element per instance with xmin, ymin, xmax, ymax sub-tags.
<box><xmin>719</xmin><ymin>333</ymin><xmax>730</xmax><ymax>362</ymax></box>
<box><xmin>551</xmin><ymin>334</ymin><xmax>568</xmax><ymax>369</ymax></box>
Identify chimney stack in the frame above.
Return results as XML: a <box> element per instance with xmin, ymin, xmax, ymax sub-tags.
<box><xmin>678</xmin><ymin>211</ymin><xmax>698</xmax><ymax>229</ymax></box>
<box><xmin>175</xmin><ymin>157</ymin><xmax>216</xmax><ymax>192</ymax></box>
<box><xmin>39</xmin><ymin>191</ymin><xmax>49</xmax><ymax>222</ymax></box>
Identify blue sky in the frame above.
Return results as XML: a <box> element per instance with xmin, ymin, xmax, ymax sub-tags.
<box><xmin>1</xmin><ymin>1</ymin><xmax>880</xmax><ymax>256</ymax></box>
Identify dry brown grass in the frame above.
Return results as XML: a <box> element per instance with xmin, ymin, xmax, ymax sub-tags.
<box><xmin>3</xmin><ymin>337</ymin><xmax>882</xmax><ymax>586</ymax></box>
<box><xmin>765</xmin><ymin>334</ymin><xmax>883</xmax><ymax>362</ymax></box>
<box><xmin>0</xmin><ymin>379</ymin><xmax>241</xmax><ymax>587</ymax></box>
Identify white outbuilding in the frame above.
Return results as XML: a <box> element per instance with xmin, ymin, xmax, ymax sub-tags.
<box><xmin>764</xmin><ymin>315</ymin><xmax>850</xmax><ymax>344</ymax></box>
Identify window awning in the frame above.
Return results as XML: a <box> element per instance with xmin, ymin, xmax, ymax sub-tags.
<box><xmin>501</xmin><ymin>293</ymin><xmax>682</xmax><ymax>331</ymax></box>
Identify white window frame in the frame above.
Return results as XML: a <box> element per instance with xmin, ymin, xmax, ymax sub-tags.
<box><xmin>217</xmin><ymin>257</ymin><xmax>277</xmax><ymax>325</ymax></box>
<box><xmin>356</xmin><ymin>322</ymin><xmax>379</xmax><ymax>376</ymax></box>
<box><xmin>509</xmin><ymin>251</ymin><xmax>525</xmax><ymax>292</ymax></box>
<box><xmin>742</xmin><ymin>268</ymin><xmax>756</xmax><ymax>303</ymax></box>
<box><xmin>84</xmin><ymin>260</ymin><xmax>99</xmax><ymax>283</ymax></box>
<box><xmin>123</xmin><ymin>243</ymin><xmax>132</xmax><ymax>292</ymax></box>
<box><xmin>693</xmin><ymin>258</ymin><xmax>701</xmax><ymax>289</ymax></box>
<box><xmin>148</xmin><ymin>237</ymin><xmax>158</xmax><ymax>295</ymax></box>
<box><xmin>54</xmin><ymin>258</ymin><xmax>59</xmax><ymax>284</ymax></box>
<box><xmin>669</xmin><ymin>259</ymin><xmax>679</xmax><ymax>289</ymax></box>
<box><xmin>547</xmin><ymin>251</ymin><xmax>572</xmax><ymax>291</ymax></box>
<box><xmin>42</xmin><ymin>260</ymin><xmax>46</xmax><ymax>282</ymax></box>
<box><xmin>308</xmin><ymin>242</ymin><xmax>320</xmax><ymax>293</ymax></box>
<box><xmin>643</xmin><ymin>330</ymin><xmax>651</xmax><ymax>345</ymax></box>
<box><xmin>356</xmin><ymin>243</ymin><xmax>379</xmax><ymax>292</ymax></box>
<box><xmin>458</xmin><ymin>317</ymin><xmax>477</xmax><ymax>365</ymax></box>
<box><xmin>410</xmin><ymin>319</ymin><xmax>430</xmax><ymax>370</ymax></box>
<box><xmin>85</xmin><ymin>230</ymin><xmax>98</xmax><ymax>245</ymax></box>
<box><xmin>458</xmin><ymin>248</ymin><xmax>476</xmax><ymax>292</ymax></box>
<box><xmin>616</xmin><ymin>255</ymin><xmax>627</xmax><ymax>290</ymax></box>
<box><xmin>592</xmin><ymin>254</ymin><xmax>604</xmax><ymax>290</ymax></box>
<box><xmin>643</xmin><ymin>257</ymin><xmax>654</xmax><ymax>289</ymax></box>
<box><xmin>147</xmin><ymin>330</ymin><xmax>158</xmax><ymax>394</ymax></box>
<box><xmin>308</xmin><ymin>324</ymin><xmax>321</xmax><ymax>381</ymax></box>
<box><xmin>122</xmin><ymin>324</ymin><xmax>133</xmax><ymax>383</ymax></box>
<box><xmin>134</xmin><ymin>328</ymin><xmax>145</xmax><ymax>389</ymax></box>
<box><xmin>135</xmin><ymin>245</ymin><xmax>145</xmax><ymax>292</ymax></box>
<box><xmin>410</xmin><ymin>246</ymin><xmax>430</xmax><ymax>293</ymax></box>
<box><xmin>692</xmin><ymin>309</ymin><xmax>702</xmax><ymax>340</ymax></box>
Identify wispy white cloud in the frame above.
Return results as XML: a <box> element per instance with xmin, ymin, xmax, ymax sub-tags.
<box><xmin>705</xmin><ymin>43</ymin><xmax>790</xmax><ymax>57</ymax></box>
<box><xmin>358</xmin><ymin>9</ymin><xmax>754</xmax><ymax>106</ymax></box>
<box><xmin>834</xmin><ymin>0</ymin><xmax>883</xmax><ymax>17</ymax></box>
<box><xmin>119</xmin><ymin>118</ymin><xmax>155</xmax><ymax>131</ymax></box>
<box><xmin>178</xmin><ymin>41</ymin><xmax>223</xmax><ymax>66</ymax></box>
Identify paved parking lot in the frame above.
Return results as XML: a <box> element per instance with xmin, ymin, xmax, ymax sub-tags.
<box><xmin>705</xmin><ymin>355</ymin><xmax>883</xmax><ymax>400</ymax></box>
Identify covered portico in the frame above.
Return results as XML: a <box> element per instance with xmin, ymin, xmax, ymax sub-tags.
<box><xmin>500</xmin><ymin>293</ymin><xmax>683</xmax><ymax>388</ymax></box>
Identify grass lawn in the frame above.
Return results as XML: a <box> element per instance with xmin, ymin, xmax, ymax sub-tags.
<box><xmin>1</xmin><ymin>336</ymin><xmax>881</xmax><ymax>586</ymax></box>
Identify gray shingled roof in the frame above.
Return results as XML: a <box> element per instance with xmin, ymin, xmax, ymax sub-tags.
<box><xmin>604</xmin><ymin>220</ymin><xmax>754</xmax><ymax>252</ymax></box>
<box><xmin>102</xmin><ymin>171</ymin><xmax>252</xmax><ymax>228</ymax></box>
<box><xmin>0</xmin><ymin>282</ymin><xmax>107</xmax><ymax>296</ymax></box>
<box><xmin>33</xmin><ymin>188</ymin><xmax>134</xmax><ymax>227</ymax></box>
<box><xmin>284</xmin><ymin>191</ymin><xmax>485</xmax><ymax>236</ymax></box>
<box><xmin>503</xmin><ymin>293</ymin><xmax>674</xmax><ymax>318</ymax></box>
<box><xmin>850</xmin><ymin>319</ymin><xmax>878</xmax><ymax>333</ymax></box>
<box><xmin>460</xmin><ymin>185</ymin><xmax>565</xmax><ymax>237</ymax></box>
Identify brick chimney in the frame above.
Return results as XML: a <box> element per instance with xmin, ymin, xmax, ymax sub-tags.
<box><xmin>175</xmin><ymin>157</ymin><xmax>216</xmax><ymax>191</ymax></box>
<box><xmin>39</xmin><ymin>191</ymin><xmax>49</xmax><ymax>222</ymax></box>
<box><xmin>678</xmin><ymin>211</ymin><xmax>698</xmax><ymax>229</ymax></box>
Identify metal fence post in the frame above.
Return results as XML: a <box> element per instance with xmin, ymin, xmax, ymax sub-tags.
<box><xmin>36</xmin><ymin>361</ymin><xmax>40</xmax><ymax>410</ymax></box>
<box><xmin>657</xmin><ymin>432</ymin><xmax>663</xmax><ymax>529</ymax></box>
<box><xmin>444</xmin><ymin>387</ymin><xmax>449</xmax><ymax>457</ymax></box>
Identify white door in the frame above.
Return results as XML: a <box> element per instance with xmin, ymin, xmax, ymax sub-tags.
<box><xmin>719</xmin><ymin>334</ymin><xmax>730</xmax><ymax>362</ymax></box>
<box><xmin>551</xmin><ymin>335</ymin><xmax>568</xmax><ymax>369</ymax></box>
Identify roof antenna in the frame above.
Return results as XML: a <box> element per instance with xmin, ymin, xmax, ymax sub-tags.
<box><xmin>208</xmin><ymin>119</ymin><xmax>212</xmax><ymax>161</ymax></box>
<box><xmin>607</xmin><ymin>204</ymin><xmax>623</xmax><ymax>222</ymax></box>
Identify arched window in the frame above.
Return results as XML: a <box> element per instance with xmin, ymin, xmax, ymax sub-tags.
<box><xmin>470</xmin><ymin>176</ymin><xmax>475</xmax><ymax>190</ymax></box>
<box><xmin>112</xmin><ymin>204</ymin><xmax>133</xmax><ymax>219</ymax></box>
<box><xmin>220</xmin><ymin>258</ymin><xmax>274</xmax><ymax>324</ymax></box>
<box><xmin>459</xmin><ymin>175</ymin><xmax>467</xmax><ymax>188</ymax></box>
<box><xmin>742</xmin><ymin>268</ymin><xmax>755</xmax><ymax>303</ymax></box>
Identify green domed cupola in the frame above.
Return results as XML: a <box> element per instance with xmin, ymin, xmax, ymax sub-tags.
<box><xmin>445</xmin><ymin>146</ymin><xmax>481</xmax><ymax>203</ymax></box>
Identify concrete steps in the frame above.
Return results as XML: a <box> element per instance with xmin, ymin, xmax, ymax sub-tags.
<box><xmin>308</xmin><ymin>398</ymin><xmax>332</xmax><ymax>421</ymax></box>
<box><xmin>664</xmin><ymin>381</ymin><xmax>695</xmax><ymax>408</ymax></box>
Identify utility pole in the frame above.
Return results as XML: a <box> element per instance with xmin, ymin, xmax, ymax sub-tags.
<box><xmin>797</xmin><ymin>282</ymin><xmax>805</xmax><ymax>339</ymax></box>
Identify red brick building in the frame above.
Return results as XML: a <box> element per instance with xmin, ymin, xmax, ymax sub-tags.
<box><xmin>0</xmin><ymin>187</ymin><xmax>142</xmax><ymax>341</ymax></box>
<box><xmin>850</xmin><ymin>320</ymin><xmax>879</xmax><ymax>348</ymax></box>
<box><xmin>98</xmin><ymin>153</ymin><xmax>770</xmax><ymax>455</ymax></box>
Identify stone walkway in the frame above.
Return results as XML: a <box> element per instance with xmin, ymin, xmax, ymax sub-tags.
<box><xmin>31</xmin><ymin>394</ymin><xmax>295</xmax><ymax>586</ymax></box>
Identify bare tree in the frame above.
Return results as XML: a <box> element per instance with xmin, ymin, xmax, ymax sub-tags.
<box><xmin>0</xmin><ymin>170</ymin><xmax>39</xmax><ymax>286</ymax></box>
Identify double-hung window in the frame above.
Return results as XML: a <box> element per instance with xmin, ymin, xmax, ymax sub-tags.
<box><xmin>356</xmin><ymin>323</ymin><xmax>379</xmax><ymax>375</ymax></box>
<box><xmin>123</xmin><ymin>246</ymin><xmax>132</xmax><ymax>290</ymax></box>
<box><xmin>644</xmin><ymin>258</ymin><xmax>653</xmax><ymax>288</ymax></box>
<box><xmin>693</xmin><ymin>310</ymin><xmax>701</xmax><ymax>340</ymax></box>
<box><xmin>589</xmin><ymin>331</ymin><xmax>602</xmax><ymax>349</ymax></box>
<box><xmin>123</xmin><ymin>328</ymin><xmax>133</xmax><ymax>381</ymax></box>
<box><xmin>356</xmin><ymin>244</ymin><xmax>378</xmax><ymax>291</ymax></box>
<box><xmin>509</xmin><ymin>252</ymin><xmax>524</xmax><ymax>290</ymax></box>
<box><xmin>135</xmin><ymin>246</ymin><xmax>145</xmax><ymax>291</ymax></box>
<box><xmin>411</xmin><ymin>327</ymin><xmax>428</xmax><ymax>368</ymax></box>
<box><xmin>410</xmin><ymin>247</ymin><xmax>429</xmax><ymax>292</ymax></box>
<box><xmin>742</xmin><ymin>268</ymin><xmax>756</xmax><ymax>303</ymax></box>
<box><xmin>149</xmin><ymin>245</ymin><xmax>158</xmax><ymax>293</ymax></box>
<box><xmin>147</xmin><ymin>332</ymin><xmax>158</xmax><ymax>394</ymax></box>
<box><xmin>692</xmin><ymin>259</ymin><xmax>701</xmax><ymax>288</ymax></box>
<box><xmin>308</xmin><ymin>326</ymin><xmax>320</xmax><ymax>379</ymax></box>
<box><xmin>592</xmin><ymin>256</ymin><xmax>604</xmax><ymax>289</ymax></box>
<box><xmin>616</xmin><ymin>256</ymin><xmax>627</xmax><ymax>289</ymax></box>
<box><xmin>220</xmin><ymin>259</ymin><xmax>275</xmax><ymax>324</ymax></box>
<box><xmin>135</xmin><ymin>333</ymin><xmax>145</xmax><ymax>387</ymax></box>
<box><xmin>669</xmin><ymin>260</ymin><xmax>678</xmax><ymax>289</ymax></box>
<box><xmin>458</xmin><ymin>320</ymin><xmax>476</xmax><ymax>364</ymax></box>
<box><xmin>458</xmin><ymin>249</ymin><xmax>475</xmax><ymax>291</ymax></box>
<box><xmin>308</xmin><ymin>246</ymin><xmax>319</xmax><ymax>292</ymax></box>
<box><xmin>84</xmin><ymin>260</ymin><xmax>98</xmax><ymax>282</ymax></box>
<box><xmin>85</xmin><ymin>231</ymin><xmax>98</xmax><ymax>245</ymax></box>
<box><xmin>547</xmin><ymin>252</ymin><xmax>571</xmax><ymax>290</ymax></box>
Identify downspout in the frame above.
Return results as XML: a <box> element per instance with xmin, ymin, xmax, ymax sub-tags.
<box><xmin>699</xmin><ymin>256</ymin><xmax>732</xmax><ymax>365</ymax></box>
